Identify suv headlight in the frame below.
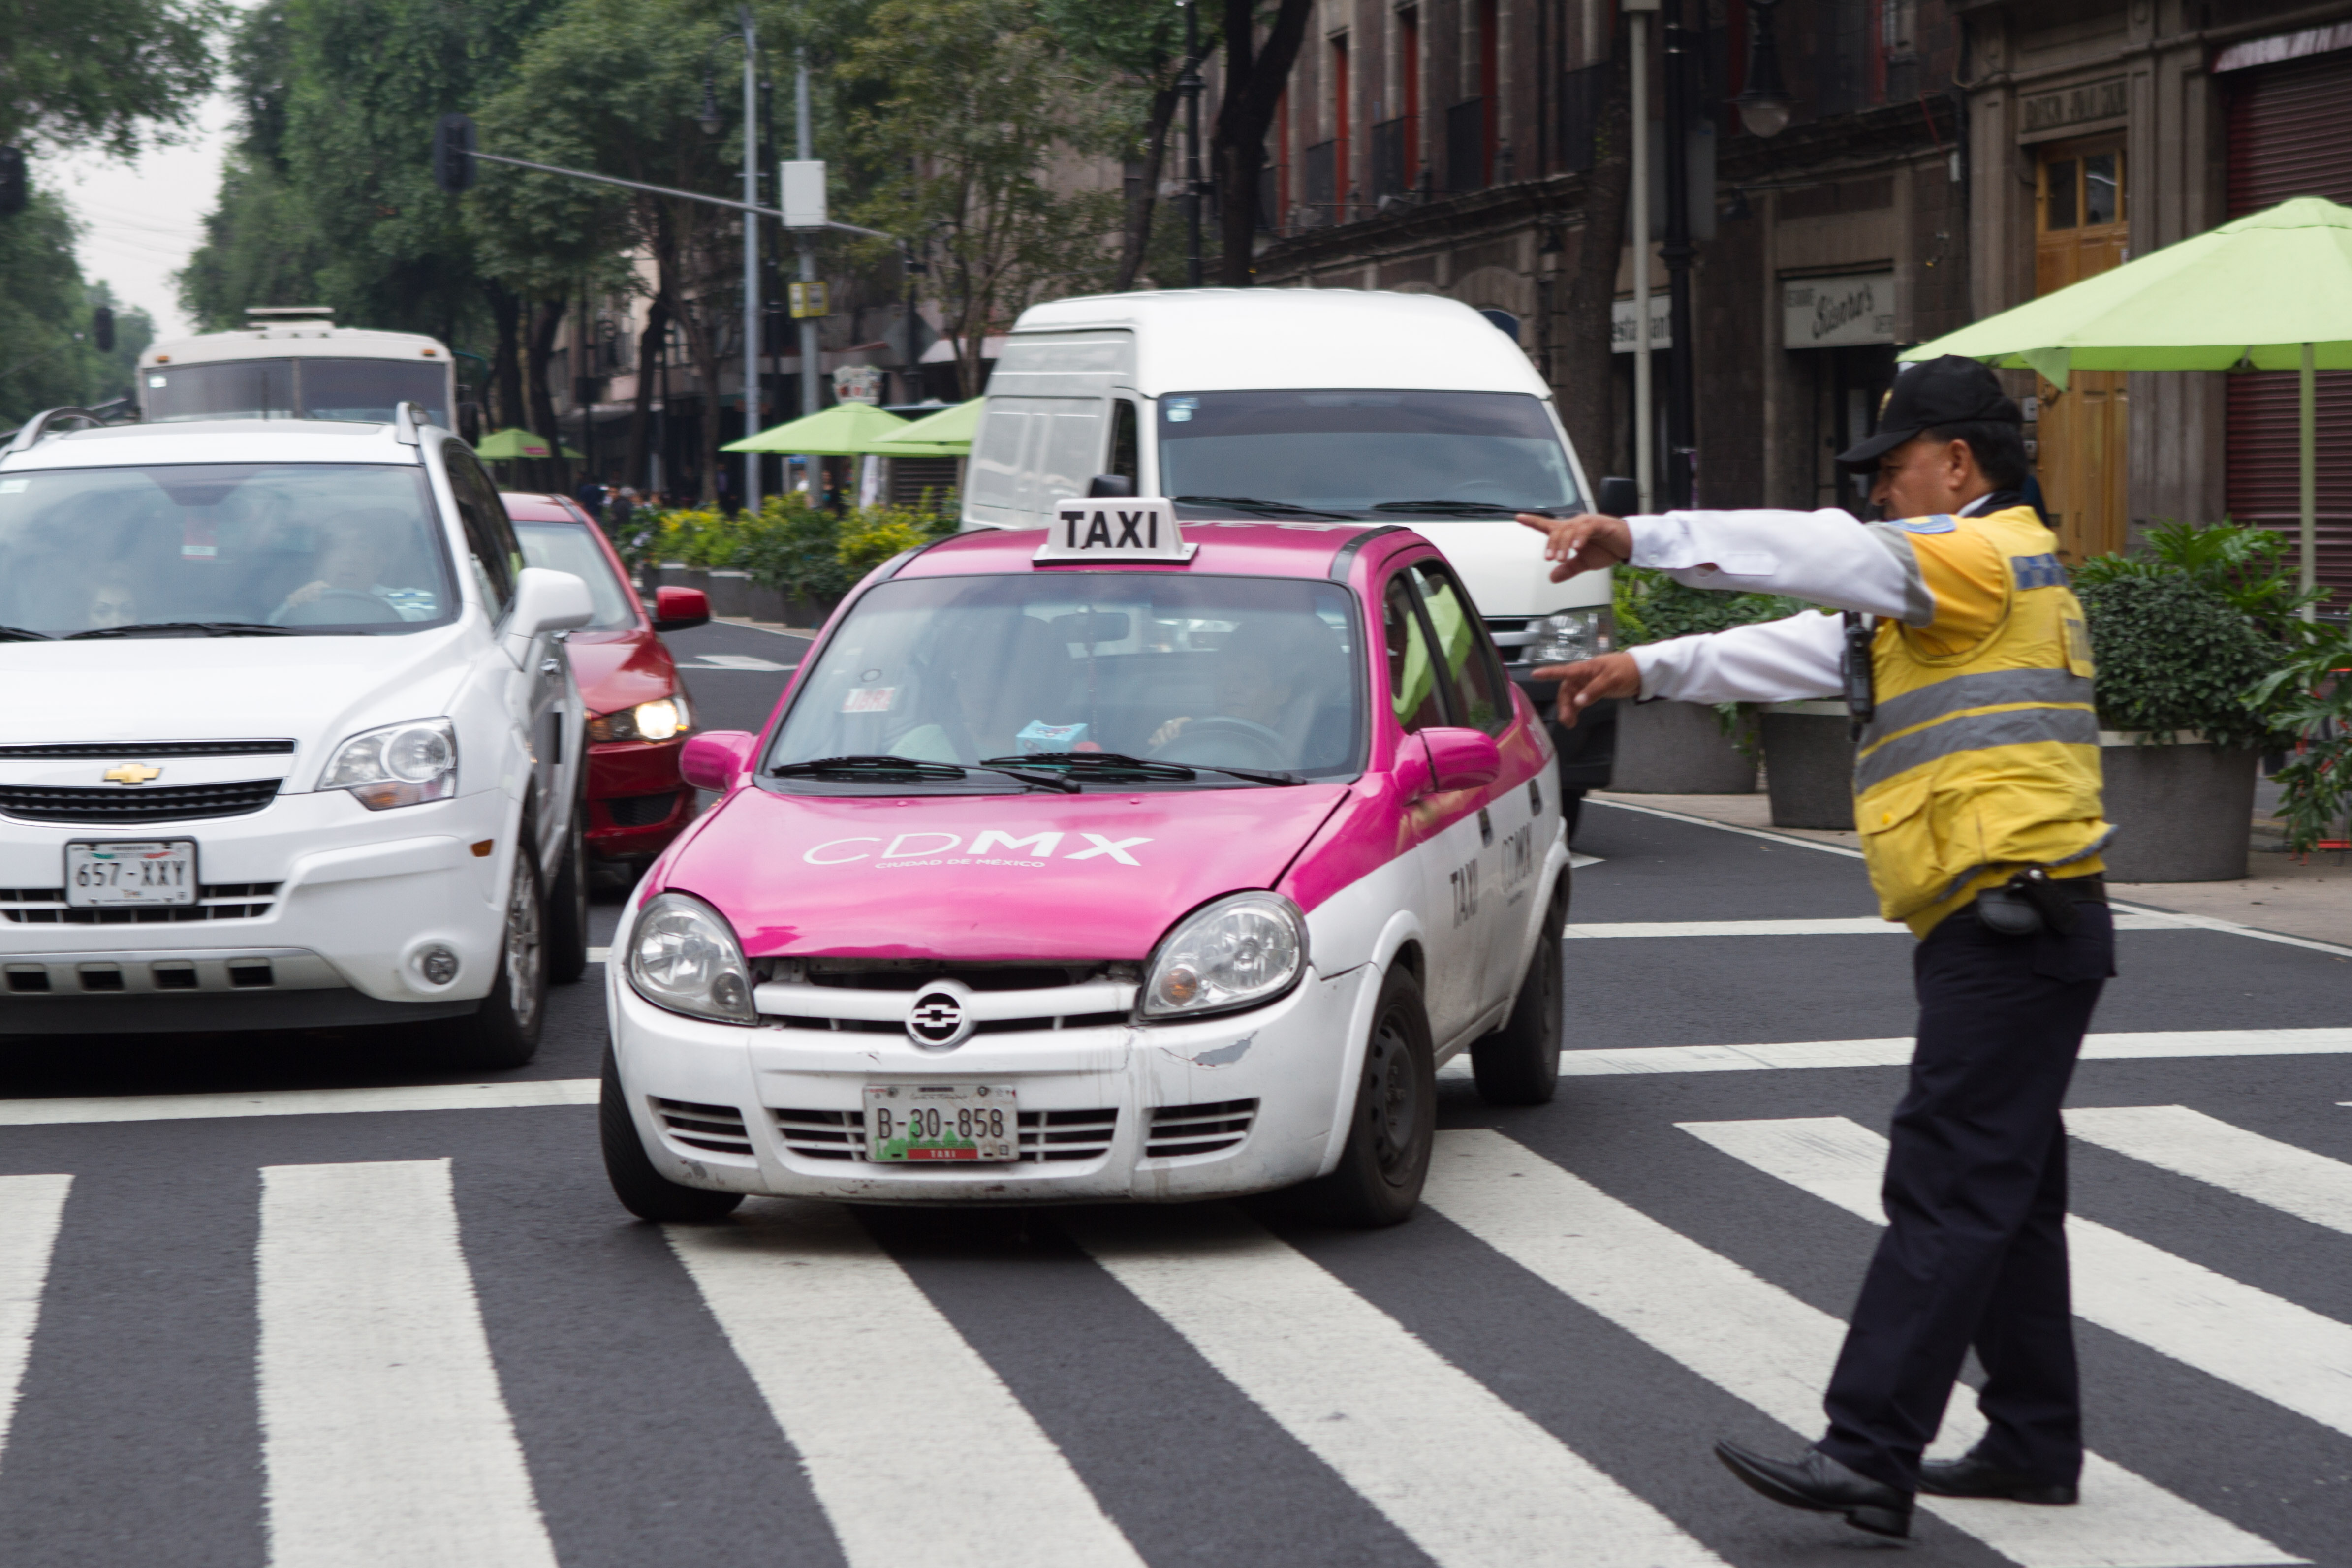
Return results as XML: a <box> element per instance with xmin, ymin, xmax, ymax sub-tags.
<box><xmin>1142</xmin><ymin>892</ymin><xmax>1308</xmax><ymax>1020</ymax></box>
<box><xmin>1528</xmin><ymin>606</ymin><xmax>1616</xmax><ymax>665</ymax></box>
<box><xmin>589</xmin><ymin>694</ymin><xmax>690</xmax><ymax>744</ymax></box>
<box><xmin>627</xmin><ymin>891</ymin><xmax>754</xmax><ymax>1023</ymax></box>
<box><xmin>318</xmin><ymin>718</ymin><xmax>457</xmax><ymax>809</ymax></box>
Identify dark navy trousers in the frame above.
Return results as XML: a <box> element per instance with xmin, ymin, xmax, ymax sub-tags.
<box><xmin>1815</xmin><ymin>901</ymin><xmax>2115</xmax><ymax>1493</ymax></box>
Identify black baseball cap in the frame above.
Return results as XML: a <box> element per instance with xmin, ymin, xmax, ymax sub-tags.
<box><xmin>1835</xmin><ymin>354</ymin><xmax>2022</xmax><ymax>471</ymax></box>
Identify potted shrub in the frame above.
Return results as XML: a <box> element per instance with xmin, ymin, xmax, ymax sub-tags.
<box><xmin>1607</xmin><ymin>569</ymin><xmax>1800</xmax><ymax>794</ymax></box>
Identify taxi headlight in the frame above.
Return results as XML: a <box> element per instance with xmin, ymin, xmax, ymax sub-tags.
<box><xmin>626</xmin><ymin>891</ymin><xmax>755</xmax><ymax>1024</ymax></box>
<box><xmin>1528</xmin><ymin>606</ymin><xmax>1615</xmax><ymax>665</ymax></box>
<box><xmin>318</xmin><ymin>718</ymin><xmax>457</xmax><ymax>810</ymax></box>
<box><xmin>1141</xmin><ymin>891</ymin><xmax>1307</xmax><ymax>1020</ymax></box>
<box><xmin>589</xmin><ymin>695</ymin><xmax>690</xmax><ymax>744</ymax></box>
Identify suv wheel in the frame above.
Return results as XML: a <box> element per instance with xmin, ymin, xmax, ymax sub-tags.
<box><xmin>444</xmin><ymin>846</ymin><xmax>547</xmax><ymax>1069</ymax></box>
<box><xmin>547</xmin><ymin>784</ymin><xmax>590</xmax><ymax>984</ymax></box>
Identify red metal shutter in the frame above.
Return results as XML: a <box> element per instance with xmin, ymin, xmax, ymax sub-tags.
<box><xmin>2224</xmin><ymin>50</ymin><xmax>2352</xmax><ymax>598</ymax></box>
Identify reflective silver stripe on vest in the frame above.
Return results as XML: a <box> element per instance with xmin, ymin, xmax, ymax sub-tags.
<box><xmin>1854</xmin><ymin>703</ymin><xmax>2101</xmax><ymax>793</ymax></box>
<box><xmin>1860</xmin><ymin>523</ymin><xmax>1936</xmax><ymax>627</ymax></box>
<box><xmin>1864</xmin><ymin>666</ymin><xmax>2095</xmax><ymax>744</ymax></box>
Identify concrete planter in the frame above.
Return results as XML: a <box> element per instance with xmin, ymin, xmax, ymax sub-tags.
<box><xmin>655</xmin><ymin>564</ymin><xmax>708</xmax><ymax>596</ymax></box>
<box><xmin>705</xmin><ymin>570</ymin><xmax>753</xmax><ymax>618</ymax></box>
<box><xmin>1761</xmin><ymin>703</ymin><xmax>1857</xmax><ymax>829</ymax></box>
<box><xmin>744</xmin><ymin>583</ymin><xmax>791</xmax><ymax>624</ymax></box>
<box><xmin>1610</xmin><ymin>699</ymin><xmax>1758</xmax><ymax>794</ymax></box>
<box><xmin>2097</xmin><ymin>736</ymin><xmax>2259</xmax><ymax>882</ymax></box>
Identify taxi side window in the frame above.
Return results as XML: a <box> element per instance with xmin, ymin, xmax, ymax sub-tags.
<box><xmin>1384</xmin><ymin>576</ymin><xmax>1447</xmax><ymax>734</ymax></box>
<box><xmin>444</xmin><ymin>446</ymin><xmax>518</xmax><ymax>617</ymax></box>
<box><xmin>1408</xmin><ymin>560</ymin><xmax>1511</xmax><ymax>734</ymax></box>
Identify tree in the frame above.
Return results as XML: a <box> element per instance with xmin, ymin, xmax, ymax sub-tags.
<box><xmin>0</xmin><ymin>0</ymin><xmax>224</xmax><ymax>158</ymax></box>
<box><xmin>0</xmin><ymin>206</ymin><xmax>153</xmax><ymax>425</ymax></box>
<box><xmin>1209</xmin><ymin>0</ymin><xmax>1313</xmax><ymax>287</ymax></box>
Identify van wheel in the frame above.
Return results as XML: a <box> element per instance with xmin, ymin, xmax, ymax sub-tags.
<box><xmin>1472</xmin><ymin>889</ymin><xmax>1564</xmax><ymax>1105</ymax></box>
<box><xmin>600</xmin><ymin>1045</ymin><xmax>743</xmax><ymax>1223</ymax></box>
<box><xmin>1295</xmin><ymin>968</ymin><xmax>1435</xmax><ymax>1227</ymax></box>
<box><xmin>444</xmin><ymin>848</ymin><xmax>546</xmax><ymax>1070</ymax></box>
<box><xmin>547</xmin><ymin>789</ymin><xmax>590</xmax><ymax>985</ymax></box>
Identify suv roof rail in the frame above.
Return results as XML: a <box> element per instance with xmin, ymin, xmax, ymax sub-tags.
<box><xmin>2</xmin><ymin>406</ymin><xmax>112</xmax><ymax>456</ymax></box>
<box><xmin>392</xmin><ymin>400</ymin><xmax>431</xmax><ymax>445</ymax></box>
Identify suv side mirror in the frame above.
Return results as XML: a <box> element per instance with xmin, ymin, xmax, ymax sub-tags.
<box><xmin>1086</xmin><ymin>473</ymin><xmax>1136</xmax><ymax>498</ymax></box>
<box><xmin>511</xmin><ymin>567</ymin><xmax>595</xmax><ymax>637</ymax></box>
<box><xmin>1596</xmin><ymin>476</ymin><xmax>1640</xmax><ymax>518</ymax></box>
<box><xmin>652</xmin><ymin>585</ymin><xmax>711</xmax><ymax>632</ymax></box>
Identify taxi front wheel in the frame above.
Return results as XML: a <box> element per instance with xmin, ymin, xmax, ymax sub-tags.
<box><xmin>598</xmin><ymin>1045</ymin><xmax>745</xmax><ymax>1223</ymax></box>
<box><xmin>1294</xmin><ymin>968</ymin><xmax>1435</xmax><ymax>1227</ymax></box>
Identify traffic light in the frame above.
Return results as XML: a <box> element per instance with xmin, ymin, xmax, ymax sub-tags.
<box><xmin>0</xmin><ymin>148</ymin><xmax>27</xmax><ymax>217</ymax></box>
<box><xmin>431</xmin><ymin>114</ymin><xmax>476</xmax><ymax>194</ymax></box>
<box><xmin>92</xmin><ymin>306</ymin><xmax>114</xmax><ymax>353</ymax></box>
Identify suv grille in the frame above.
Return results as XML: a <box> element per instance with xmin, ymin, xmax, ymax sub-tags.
<box><xmin>653</xmin><ymin>1098</ymin><xmax>753</xmax><ymax>1157</ymax></box>
<box><xmin>1147</xmin><ymin>1099</ymin><xmax>1258</xmax><ymax>1158</ymax></box>
<box><xmin>0</xmin><ymin>740</ymin><xmax>296</xmax><ymax>759</ymax></box>
<box><xmin>0</xmin><ymin>883</ymin><xmax>281</xmax><ymax>925</ymax></box>
<box><xmin>0</xmin><ymin>779</ymin><xmax>281</xmax><ymax>823</ymax></box>
<box><xmin>772</xmin><ymin>1106</ymin><xmax>1119</xmax><ymax>1163</ymax></box>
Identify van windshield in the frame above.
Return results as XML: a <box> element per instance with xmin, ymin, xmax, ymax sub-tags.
<box><xmin>143</xmin><ymin>358</ymin><xmax>452</xmax><ymax>427</ymax></box>
<box><xmin>768</xmin><ymin>573</ymin><xmax>1363</xmax><ymax>790</ymax></box>
<box><xmin>1158</xmin><ymin>389</ymin><xmax>1581</xmax><ymax>518</ymax></box>
<box><xmin>0</xmin><ymin>464</ymin><xmax>457</xmax><ymax>636</ymax></box>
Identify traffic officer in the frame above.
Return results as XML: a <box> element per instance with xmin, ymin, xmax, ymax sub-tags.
<box><xmin>1523</xmin><ymin>356</ymin><xmax>2114</xmax><ymax>1540</ymax></box>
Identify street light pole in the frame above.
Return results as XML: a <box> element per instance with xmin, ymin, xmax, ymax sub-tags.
<box><xmin>1627</xmin><ymin>0</ymin><xmax>1656</xmax><ymax>513</ymax></box>
<box><xmin>1179</xmin><ymin>0</ymin><xmax>1204</xmax><ymax>289</ymax></box>
<box><xmin>796</xmin><ymin>49</ymin><xmax>820</xmax><ymax>493</ymax></box>
<box><xmin>740</xmin><ymin>5</ymin><xmax>760</xmax><ymax>515</ymax></box>
<box><xmin>1660</xmin><ymin>0</ymin><xmax>1697</xmax><ymax>509</ymax></box>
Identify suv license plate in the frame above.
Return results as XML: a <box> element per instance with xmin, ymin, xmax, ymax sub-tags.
<box><xmin>865</xmin><ymin>1084</ymin><xmax>1017</xmax><ymax>1162</ymax></box>
<box><xmin>65</xmin><ymin>841</ymin><xmax>198</xmax><ymax>907</ymax></box>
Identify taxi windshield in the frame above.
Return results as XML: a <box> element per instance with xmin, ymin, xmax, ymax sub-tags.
<box><xmin>0</xmin><ymin>463</ymin><xmax>456</xmax><ymax>637</ymax></box>
<box><xmin>1159</xmin><ymin>389</ymin><xmax>1581</xmax><ymax>518</ymax></box>
<box><xmin>769</xmin><ymin>573</ymin><xmax>1364</xmax><ymax>788</ymax></box>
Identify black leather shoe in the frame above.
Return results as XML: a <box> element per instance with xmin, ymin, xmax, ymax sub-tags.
<box><xmin>1919</xmin><ymin>1450</ymin><xmax>2079</xmax><ymax>1505</ymax></box>
<box><xmin>1714</xmin><ymin>1441</ymin><xmax>1913</xmax><ymax>1539</ymax></box>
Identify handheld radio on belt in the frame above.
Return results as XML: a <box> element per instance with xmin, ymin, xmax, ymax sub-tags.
<box><xmin>1841</xmin><ymin>611</ymin><xmax>1876</xmax><ymax>741</ymax></box>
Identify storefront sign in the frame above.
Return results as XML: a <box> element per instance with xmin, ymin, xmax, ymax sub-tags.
<box><xmin>2020</xmin><ymin>77</ymin><xmax>2127</xmax><ymax>135</ymax></box>
<box><xmin>1610</xmin><ymin>295</ymin><xmax>1673</xmax><ymax>353</ymax></box>
<box><xmin>1781</xmin><ymin>273</ymin><xmax>1895</xmax><ymax>348</ymax></box>
<box><xmin>832</xmin><ymin>364</ymin><xmax>883</xmax><ymax>404</ymax></box>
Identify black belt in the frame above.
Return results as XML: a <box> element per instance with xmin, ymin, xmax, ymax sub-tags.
<box><xmin>1972</xmin><ymin>871</ymin><xmax>2104</xmax><ymax>936</ymax></box>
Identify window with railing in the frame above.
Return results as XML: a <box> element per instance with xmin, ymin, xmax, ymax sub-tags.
<box><xmin>1303</xmin><ymin>139</ymin><xmax>1336</xmax><ymax>220</ymax></box>
<box><xmin>1445</xmin><ymin>98</ymin><xmax>1485</xmax><ymax>193</ymax></box>
<box><xmin>1559</xmin><ymin>61</ymin><xmax>1605</xmax><ymax>175</ymax></box>
<box><xmin>1371</xmin><ymin>117</ymin><xmax>1411</xmax><ymax>200</ymax></box>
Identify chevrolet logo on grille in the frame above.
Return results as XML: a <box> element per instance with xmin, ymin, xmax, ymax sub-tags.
<box><xmin>101</xmin><ymin>763</ymin><xmax>163</xmax><ymax>785</ymax></box>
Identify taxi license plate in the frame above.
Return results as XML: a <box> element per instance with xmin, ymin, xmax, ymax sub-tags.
<box><xmin>65</xmin><ymin>841</ymin><xmax>198</xmax><ymax>907</ymax></box>
<box><xmin>865</xmin><ymin>1084</ymin><xmax>1017</xmax><ymax>1163</ymax></box>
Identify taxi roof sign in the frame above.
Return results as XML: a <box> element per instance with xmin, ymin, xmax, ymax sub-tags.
<box><xmin>1034</xmin><ymin>498</ymin><xmax>1196</xmax><ymax>564</ymax></box>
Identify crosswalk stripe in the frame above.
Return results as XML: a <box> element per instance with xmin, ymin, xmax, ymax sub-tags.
<box><xmin>1435</xmin><ymin>1027</ymin><xmax>2352</xmax><ymax>1080</ymax></box>
<box><xmin>1068</xmin><ymin>1206</ymin><xmax>1726</xmax><ymax>1568</ymax></box>
<box><xmin>0</xmin><ymin>1080</ymin><xmax>599</xmax><ymax>1127</ymax></box>
<box><xmin>1681</xmin><ymin>1117</ymin><xmax>2352</xmax><ymax>1448</ymax></box>
<box><xmin>666</xmin><ymin>1203</ymin><xmax>1144</xmax><ymax>1568</ymax></box>
<box><xmin>1564</xmin><ymin>912</ymin><xmax>2193</xmax><ymax>938</ymax></box>
<box><xmin>2066</xmin><ymin>1106</ymin><xmax>2352</xmax><ymax>1237</ymax></box>
<box><xmin>257</xmin><ymin>1160</ymin><xmax>558</xmax><ymax>1568</ymax></box>
<box><xmin>0</xmin><ymin>1174</ymin><xmax>70</xmax><ymax>1481</ymax></box>
<box><xmin>1426</xmin><ymin>1130</ymin><xmax>2293</xmax><ymax>1568</ymax></box>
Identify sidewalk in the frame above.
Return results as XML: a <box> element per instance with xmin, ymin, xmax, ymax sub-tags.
<box><xmin>1591</xmin><ymin>789</ymin><xmax>2352</xmax><ymax>949</ymax></box>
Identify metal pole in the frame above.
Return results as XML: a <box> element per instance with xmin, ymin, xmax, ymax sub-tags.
<box><xmin>1660</xmin><ymin>0</ymin><xmax>1695</xmax><ymax>510</ymax></box>
<box><xmin>741</xmin><ymin>6</ymin><xmax>760</xmax><ymax>516</ymax></box>
<box><xmin>1180</xmin><ymin>0</ymin><xmax>1204</xmax><ymax>289</ymax></box>
<box><xmin>796</xmin><ymin>49</ymin><xmax>820</xmax><ymax>493</ymax></box>
<box><xmin>2301</xmin><ymin>340</ymin><xmax>2318</xmax><ymax>619</ymax></box>
<box><xmin>1629</xmin><ymin>8</ymin><xmax>1654</xmax><ymax>514</ymax></box>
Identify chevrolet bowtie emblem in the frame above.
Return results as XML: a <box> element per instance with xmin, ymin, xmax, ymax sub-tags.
<box><xmin>101</xmin><ymin>763</ymin><xmax>163</xmax><ymax>785</ymax></box>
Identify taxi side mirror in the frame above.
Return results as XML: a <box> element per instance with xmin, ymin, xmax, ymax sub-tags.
<box><xmin>653</xmin><ymin>585</ymin><xmax>711</xmax><ymax>632</ymax></box>
<box><xmin>1421</xmin><ymin>727</ymin><xmax>1502</xmax><ymax>792</ymax></box>
<box><xmin>681</xmin><ymin>730</ymin><xmax>759</xmax><ymax>792</ymax></box>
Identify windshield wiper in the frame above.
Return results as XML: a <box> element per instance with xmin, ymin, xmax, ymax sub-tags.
<box><xmin>987</xmin><ymin>751</ymin><xmax>1305</xmax><ymax>787</ymax></box>
<box><xmin>0</xmin><ymin>626</ymin><xmax>53</xmax><ymax>642</ymax></box>
<box><xmin>64</xmin><ymin>621</ymin><xmax>296</xmax><ymax>640</ymax></box>
<box><xmin>769</xmin><ymin>754</ymin><xmax>1079</xmax><ymax>793</ymax></box>
<box><xmin>1371</xmin><ymin>499</ymin><xmax>1550</xmax><ymax>516</ymax></box>
<box><xmin>1170</xmin><ymin>495</ymin><xmax>1359</xmax><ymax>521</ymax></box>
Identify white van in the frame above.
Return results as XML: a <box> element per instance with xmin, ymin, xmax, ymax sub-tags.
<box><xmin>962</xmin><ymin>288</ymin><xmax>1618</xmax><ymax>811</ymax></box>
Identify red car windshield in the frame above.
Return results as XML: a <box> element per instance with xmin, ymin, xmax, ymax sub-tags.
<box><xmin>512</xmin><ymin>521</ymin><xmax>637</xmax><ymax>632</ymax></box>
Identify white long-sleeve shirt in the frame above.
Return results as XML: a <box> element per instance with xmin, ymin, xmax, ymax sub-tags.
<box><xmin>1624</xmin><ymin>498</ymin><xmax>2003</xmax><ymax>705</ymax></box>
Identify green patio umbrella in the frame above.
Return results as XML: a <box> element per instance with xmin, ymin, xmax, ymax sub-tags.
<box><xmin>1903</xmin><ymin>195</ymin><xmax>2352</xmax><ymax>606</ymax></box>
<box><xmin>472</xmin><ymin>427</ymin><xmax>584</xmax><ymax>461</ymax></box>
<box><xmin>723</xmin><ymin>400</ymin><xmax>911</xmax><ymax>456</ymax></box>
<box><xmin>868</xmin><ymin>397</ymin><xmax>983</xmax><ymax>456</ymax></box>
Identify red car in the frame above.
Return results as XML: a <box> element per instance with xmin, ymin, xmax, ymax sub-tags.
<box><xmin>503</xmin><ymin>493</ymin><xmax>710</xmax><ymax>885</ymax></box>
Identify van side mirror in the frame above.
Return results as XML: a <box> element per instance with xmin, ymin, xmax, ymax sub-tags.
<box><xmin>1596</xmin><ymin>476</ymin><xmax>1640</xmax><ymax>518</ymax></box>
<box><xmin>652</xmin><ymin>585</ymin><xmax>711</xmax><ymax>632</ymax></box>
<box><xmin>1086</xmin><ymin>473</ymin><xmax>1136</xmax><ymax>498</ymax></box>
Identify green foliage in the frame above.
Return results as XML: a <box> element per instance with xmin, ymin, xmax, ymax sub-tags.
<box><xmin>2249</xmin><ymin>620</ymin><xmax>2352</xmax><ymax>855</ymax></box>
<box><xmin>0</xmin><ymin>205</ymin><xmax>153</xmax><ymax>425</ymax></box>
<box><xmin>650</xmin><ymin>493</ymin><xmax>961</xmax><ymax>603</ymax></box>
<box><xmin>1612</xmin><ymin>566</ymin><xmax>1809</xmax><ymax>644</ymax></box>
<box><xmin>2073</xmin><ymin>518</ymin><xmax>2322</xmax><ymax>642</ymax></box>
<box><xmin>2076</xmin><ymin>573</ymin><xmax>2277</xmax><ymax>750</ymax></box>
<box><xmin>1</xmin><ymin>0</ymin><xmax>225</xmax><ymax>157</ymax></box>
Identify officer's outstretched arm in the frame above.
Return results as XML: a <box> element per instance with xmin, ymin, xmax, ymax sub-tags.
<box><xmin>1618</xmin><ymin>507</ymin><xmax>1936</xmax><ymax>626</ymax></box>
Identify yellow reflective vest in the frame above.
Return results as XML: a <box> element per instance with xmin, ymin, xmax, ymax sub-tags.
<box><xmin>1852</xmin><ymin>504</ymin><xmax>2110</xmax><ymax>936</ymax></box>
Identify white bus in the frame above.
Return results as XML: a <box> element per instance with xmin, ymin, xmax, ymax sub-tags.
<box><xmin>137</xmin><ymin>308</ymin><xmax>459</xmax><ymax>428</ymax></box>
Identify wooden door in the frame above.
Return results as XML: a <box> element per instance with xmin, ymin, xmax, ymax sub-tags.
<box><xmin>2034</xmin><ymin>144</ymin><xmax>2131</xmax><ymax>562</ymax></box>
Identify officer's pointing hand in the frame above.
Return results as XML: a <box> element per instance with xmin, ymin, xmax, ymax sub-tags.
<box><xmin>1517</xmin><ymin>511</ymin><xmax>1633</xmax><ymax>582</ymax></box>
<box><xmin>1530</xmin><ymin>653</ymin><xmax>1640</xmax><ymax>728</ymax></box>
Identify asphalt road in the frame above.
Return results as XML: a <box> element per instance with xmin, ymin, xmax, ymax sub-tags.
<box><xmin>1</xmin><ymin>638</ymin><xmax>2347</xmax><ymax>1568</ymax></box>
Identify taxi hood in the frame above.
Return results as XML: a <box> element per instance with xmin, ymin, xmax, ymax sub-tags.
<box><xmin>662</xmin><ymin>784</ymin><xmax>1351</xmax><ymax>961</ymax></box>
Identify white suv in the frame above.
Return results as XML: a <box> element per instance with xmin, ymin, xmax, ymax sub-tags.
<box><xmin>0</xmin><ymin>406</ymin><xmax>594</xmax><ymax>1066</ymax></box>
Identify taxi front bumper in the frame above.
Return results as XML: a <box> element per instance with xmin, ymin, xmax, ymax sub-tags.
<box><xmin>608</xmin><ymin>961</ymin><xmax>1378</xmax><ymax>1203</ymax></box>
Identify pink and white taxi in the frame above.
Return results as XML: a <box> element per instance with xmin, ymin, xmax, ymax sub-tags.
<box><xmin>600</xmin><ymin>503</ymin><xmax>1570</xmax><ymax>1226</ymax></box>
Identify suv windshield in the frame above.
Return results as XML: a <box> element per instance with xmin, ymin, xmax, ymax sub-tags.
<box><xmin>770</xmin><ymin>573</ymin><xmax>1363</xmax><ymax>787</ymax></box>
<box><xmin>143</xmin><ymin>358</ymin><xmax>452</xmax><ymax>427</ymax></box>
<box><xmin>1159</xmin><ymin>389</ymin><xmax>1581</xmax><ymax>517</ymax></box>
<box><xmin>513</xmin><ymin>521</ymin><xmax>636</xmax><ymax>631</ymax></box>
<box><xmin>0</xmin><ymin>463</ymin><xmax>456</xmax><ymax>636</ymax></box>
